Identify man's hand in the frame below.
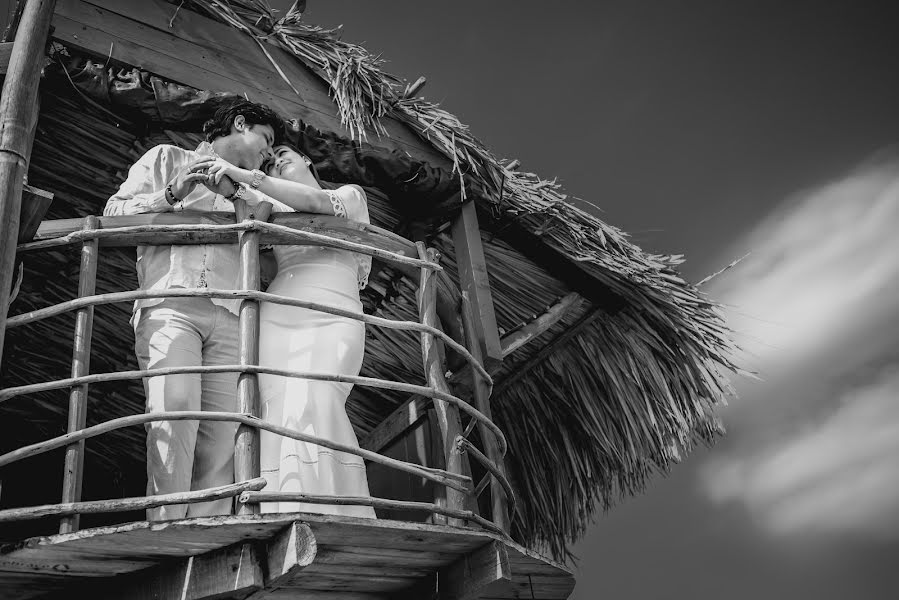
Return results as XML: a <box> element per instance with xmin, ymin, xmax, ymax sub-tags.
<box><xmin>170</xmin><ymin>157</ymin><xmax>217</xmax><ymax>200</ymax></box>
<box><xmin>203</xmin><ymin>158</ymin><xmax>240</xmax><ymax>198</ymax></box>
<box><xmin>202</xmin><ymin>173</ymin><xmax>238</xmax><ymax>198</ymax></box>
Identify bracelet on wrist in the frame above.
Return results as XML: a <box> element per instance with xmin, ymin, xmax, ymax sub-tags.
<box><xmin>225</xmin><ymin>184</ymin><xmax>246</xmax><ymax>201</ymax></box>
<box><xmin>249</xmin><ymin>169</ymin><xmax>265</xmax><ymax>190</ymax></box>
<box><xmin>165</xmin><ymin>184</ymin><xmax>180</xmax><ymax>205</ymax></box>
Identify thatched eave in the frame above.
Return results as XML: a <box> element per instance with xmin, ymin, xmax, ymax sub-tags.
<box><xmin>0</xmin><ymin>0</ymin><xmax>742</xmax><ymax>561</ymax></box>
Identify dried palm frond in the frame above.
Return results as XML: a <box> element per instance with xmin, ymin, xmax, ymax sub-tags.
<box><xmin>1</xmin><ymin>3</ymin><xmax>743</xmax><ymax>560</ymax></box>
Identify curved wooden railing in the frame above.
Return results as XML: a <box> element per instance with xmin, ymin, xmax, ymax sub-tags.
<box><xmin>0</xmin><ymin>201</ymin><xmax>513</xmax><ymax>536</ymax></box>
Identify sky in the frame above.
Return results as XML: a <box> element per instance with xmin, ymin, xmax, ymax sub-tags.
<box><xmin>3</xmin><ymin>0</ymin><xmax>899</xmax><ymax>598</ymax></box>
<box><xmin>293</xmin><ymin>2</ymin><xmax>899</xmax><ymax>599</ymax></box>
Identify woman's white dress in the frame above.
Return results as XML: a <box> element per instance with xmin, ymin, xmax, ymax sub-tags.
<box><xmin>258</xmin><ymin>184</ymin><xmax>376</xmax><ymax>518</ymax></box>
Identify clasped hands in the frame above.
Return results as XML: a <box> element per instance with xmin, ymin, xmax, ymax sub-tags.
<box><xmin>170</xmin><ymin>157</ymin><xmax>244</xmax><ymax>201</ymax></box>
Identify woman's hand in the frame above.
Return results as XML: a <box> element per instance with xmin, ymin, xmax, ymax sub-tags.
<box><xmin>206</xmin><ymin>158</ymin><xmax>242</xmax><ymax>186</ymax></box>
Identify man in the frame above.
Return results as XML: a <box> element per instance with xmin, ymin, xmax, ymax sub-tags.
<box><xmin>104</xmin><ymin>98</ymin><xmax>283</xmax><ymax>520</ymax></box>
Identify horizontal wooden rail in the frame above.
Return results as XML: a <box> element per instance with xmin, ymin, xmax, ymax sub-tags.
<box><xmin>6</xmin><ymin>287</ymin><xmax>493</xmax><ymax>385</ymax></box>
<box><xmin>238</xmin><ymin>492</ymin><xmax>506</xmax><ymax>536</ymax></box>
<box><xmin>18</xmin><ymin>218</ymin><xmax>437</xmax><ymax>272</ymax></box>
<box><xmin>0</xmin><ymin>478</ymin><xmax>267</xmax><ymax>523</ymax></box>
<box><xmin>0</xmin><ymin>411</ymin><xmax>470</xmax><ymax>492</ymax></box>
<box><xmin>0</xmin><ymin>364</ymin><xmax>507</xmax><ymax>457</ymax></box>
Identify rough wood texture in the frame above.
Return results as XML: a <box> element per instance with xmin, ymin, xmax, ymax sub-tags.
<box><xmin>0</xmin><ymin>0</ymin><xmax>57</xmax><ymax>368</ymax></box>
<box><xmin>239</xmin><ymin>492</ymin><xmax>501</xmax><ymax>534</ymax></box>
<box><xmin>500</xmin><ymin>292</ymin><xmax>585</xmax><ymax>358</ymax></box>
<box><xmin>417</xmin><ymin>243</ymin><xmax>469</xmax><ymax>526</ymax></box>
<box><xmin>95</xmin><ymin>542</ymin><xmax>264</xmax><ymax>600</ymax></box>
<box><xmin>493</xmin><ymin>216</ymin><xmax>626</xmax><ymax>315</ymax></box>
<box><xmin>17</xmin><ymin>185</ymin><xmax>54</xmax><ymax>243</ymax></box>
<box><xmin>440</xmin><ymin>540</ymin><xmax>511</xmax><ymax>600</ymax></box>
<box><xmin>26</xmin><ymin>212</ymin><xmax>426</xmax><ymax>267</ymax></box>
<box><xmin>52</xmin><ymin>0</ymin><xmax>452</xmax><ymax>169</ymax></box>
<box><xmin>247</xmin><ymin>522</ymin><xmax>317</xmax><ymax>597</ymax></box>
<box><xmin>461</xmin><ymin>292</ymin><xmax>510</xmax><ymax>534</ymax></box>
<box><xmin>358</xmin><ymin>394</ymin><xmax>430</xmax><ymax>452</ymax></box>
<box><xmin>0</xmin><ymin>514</ymin><xmax>574</xmax><ymax>600</ymax></box>
<box><xmin>451</xmin><ymin>200</ymin><xmax>503</xmax><ymax>367</ymax></box>
<box><xmin>494</xmin><ymin>306</ymin><xmax>605</xmax><ymax>398</ymax></box>
<box><xmin>234</xmin><ymin>199</ymin><xmax>262</xmax><ymax>516</ymax></box>
<box><xmin>0</xmin><ymin>411</ymin><xmax>468</xmax><ymax>493</ymax></box>
<box><xmin>59</xmin><ymin>215</ymin><xmax>99</xmax><ymax>534</ymax></box>
<box><xmin>0</xmin><ymin>478</ymin><xmax>267</xmax><ymax>524</ymax></box>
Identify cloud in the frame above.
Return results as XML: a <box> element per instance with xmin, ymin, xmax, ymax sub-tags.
<box><xmin>709</xmin><ymin>154</ymin><xmax>899</xmax><ymax>368</ymax></box>
<box><xmin>698</xmin><ymin>153</ymin><xmax>899</xmax><ymax>540</ymax></box>
<box><xmin>702</xmin><ymin>367</ymin><xmax>899</xmax><ymax>540</ymax></box>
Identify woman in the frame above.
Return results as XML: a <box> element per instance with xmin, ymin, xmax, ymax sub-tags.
<box><xmin>208</xmin><ymin>145</ymin><xmax>375</xmax><ymax>518</ymax></box>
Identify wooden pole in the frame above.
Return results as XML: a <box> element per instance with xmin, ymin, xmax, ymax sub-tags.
<box><xmin>417</xmin><ymin>242</ymin><xmax>468</xmax><ymax>527</ymax></box>
<box><xmin>233</xmin><ymin>199</ymin><xmax>264</xmax><ymax>515</ymax></box>
<box><xmin>0</xmin><ymin>0</ymin><xmax>57</xmax><ymax>367</ymax></box>
<box><xmin>450</xmin><ymin>199</ymin><xmax>503</xmax><ymax>368</ymax></box>
<box><xmin>59</xmin><ymin>215</ymin><xmax>99</xmax><ymax>534</ymax></box>
<box><xmin>461</xmin><ymin>292</ymin><xmax>511</xmax><ymax>533</ymax></box>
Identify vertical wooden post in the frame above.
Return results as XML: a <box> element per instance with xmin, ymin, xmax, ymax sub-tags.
<box><xmin>451</xmin><ymin>199</ymin><xmax>503</xmax><ymax>369</ymax></box>
<box><xmin>233</xmin><ymin>199</ymin><xmax>263</xmax><ymax>515</ymax></box>
<box><xmin>461</xmin><ymin>292</ymin><xmax>510</xmax><ymax>534</ymax></box>
<box><xmin>417</xmin><ymin>242</ymin><xmax>468</xmax><ymax>527</ymax></box>
<box><xmin>0</xmin><ymin>0</ymin><xmax>57</xmax><ymax>367</ymax></box>
<box><xmin>59</xmin><ymin>215</ymin><xmax>100</xmax><ymax>533</ymax></box>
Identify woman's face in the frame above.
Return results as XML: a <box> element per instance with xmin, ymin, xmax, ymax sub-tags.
<box><xmin>265</xmin><ymin>145</ymin><xmax>310</xmax><ymax>181</ymax></box>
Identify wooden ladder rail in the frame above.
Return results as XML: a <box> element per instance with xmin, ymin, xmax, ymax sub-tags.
<box><xmin>59</xmin><ymin>215</ymin><xmax>99</xmax><ymax>533</ymax></box>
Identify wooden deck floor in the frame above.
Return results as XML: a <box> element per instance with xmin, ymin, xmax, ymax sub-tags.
<box><xmin>0</xmin><ymin>513</ymin><xmax>575</xmax><ymax>599</ymax></box>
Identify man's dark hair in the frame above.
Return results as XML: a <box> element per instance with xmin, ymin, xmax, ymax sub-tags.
<box><xmin>203</xmin><ymin>97</ymin><xmax>285</xmax><ymax>143</ymax></box>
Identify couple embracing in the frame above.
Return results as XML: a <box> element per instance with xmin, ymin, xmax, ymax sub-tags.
<box><xmin>104</xmin><ymin>98</ymin><xmax>375</xmax><ymax>521</ymax></box>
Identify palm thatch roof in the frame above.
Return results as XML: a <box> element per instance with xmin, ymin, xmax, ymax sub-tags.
<box><xmin>0</xmin><ymin>0</ymin><xmax>740</xmax><ymax>560</ymax></box>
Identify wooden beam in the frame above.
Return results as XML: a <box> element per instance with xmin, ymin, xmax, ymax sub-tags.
<box><xmin>245</xmin><ymin>522</ymin><xmax>317</xmax><ymax>598</ymax></box>
<box><xmin>51</xmin><ymin>0</ymin><xmax>452</xmax><ymax>169</ymax></box>
<box><xmin>500</xmin><ymin>292</ymin><xmax>586</xmax><ymax>358</ymax></box>
<box><xmin>0</xmin><ymin>0</ymin><xmax>57</xmax><ymax>369</ymax></box>
<box><xmin>358</xmin><ymin>394</ymin><xmax>430</xmax><ymax>452</ymax></box>
<box><xmin>17</xmin><ymin>184</ymin><xmax>53</xmax><ymax>242</ymax></box>
<box><xmin>494</xmin><ymin>305</ymin><xmax>605</xmax><ymax>397</ymax></box>
<box><xmin>451</xmin><ymin>199</ymin><xmax>503</xmax><ymax>368</ymax></box>
<box><xmin>362</xmin><ymin>294</ymin><xmax>593</xmax><ymax>454</ymax></box>
<box><xmin>494</xmin><ymin>217</ymin><xmax>626</xmax><ymax>315</ymax></box>
<box><xmin>98</xmin><ymin>542</ymin><xmax>264</xmax><ymax>600</ymax></box>
<box><xmin>460</xmin><ymin>292</ymin><xmax>509</xmax><ymax>534</ymax></box>
<box><xmin>438</xmin><ymin>540</ymin><xmax>511</xmax><ymax>600</ymax></box>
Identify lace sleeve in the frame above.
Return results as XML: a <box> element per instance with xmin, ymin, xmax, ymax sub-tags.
<box><xmin>327</xmin><ymin>186</ymin><xmax>371</xmax><ymax>289</ymax></box>
<box><xmin>325</xmin><ymin>189</ymin><xmax>348</xmax><ymax>218</ymax></box>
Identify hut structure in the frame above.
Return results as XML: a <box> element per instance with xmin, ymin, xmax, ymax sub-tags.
<box><xmin>0</xmin><ymin>1</ymin><xmax>740</xmax><ymax>598</ymax></box>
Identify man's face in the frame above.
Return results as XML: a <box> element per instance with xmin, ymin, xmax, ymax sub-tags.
<box><xmin>234</xmin><ymin>122</ymin><xmax>275</xmax><ymax>169</ymax></box>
